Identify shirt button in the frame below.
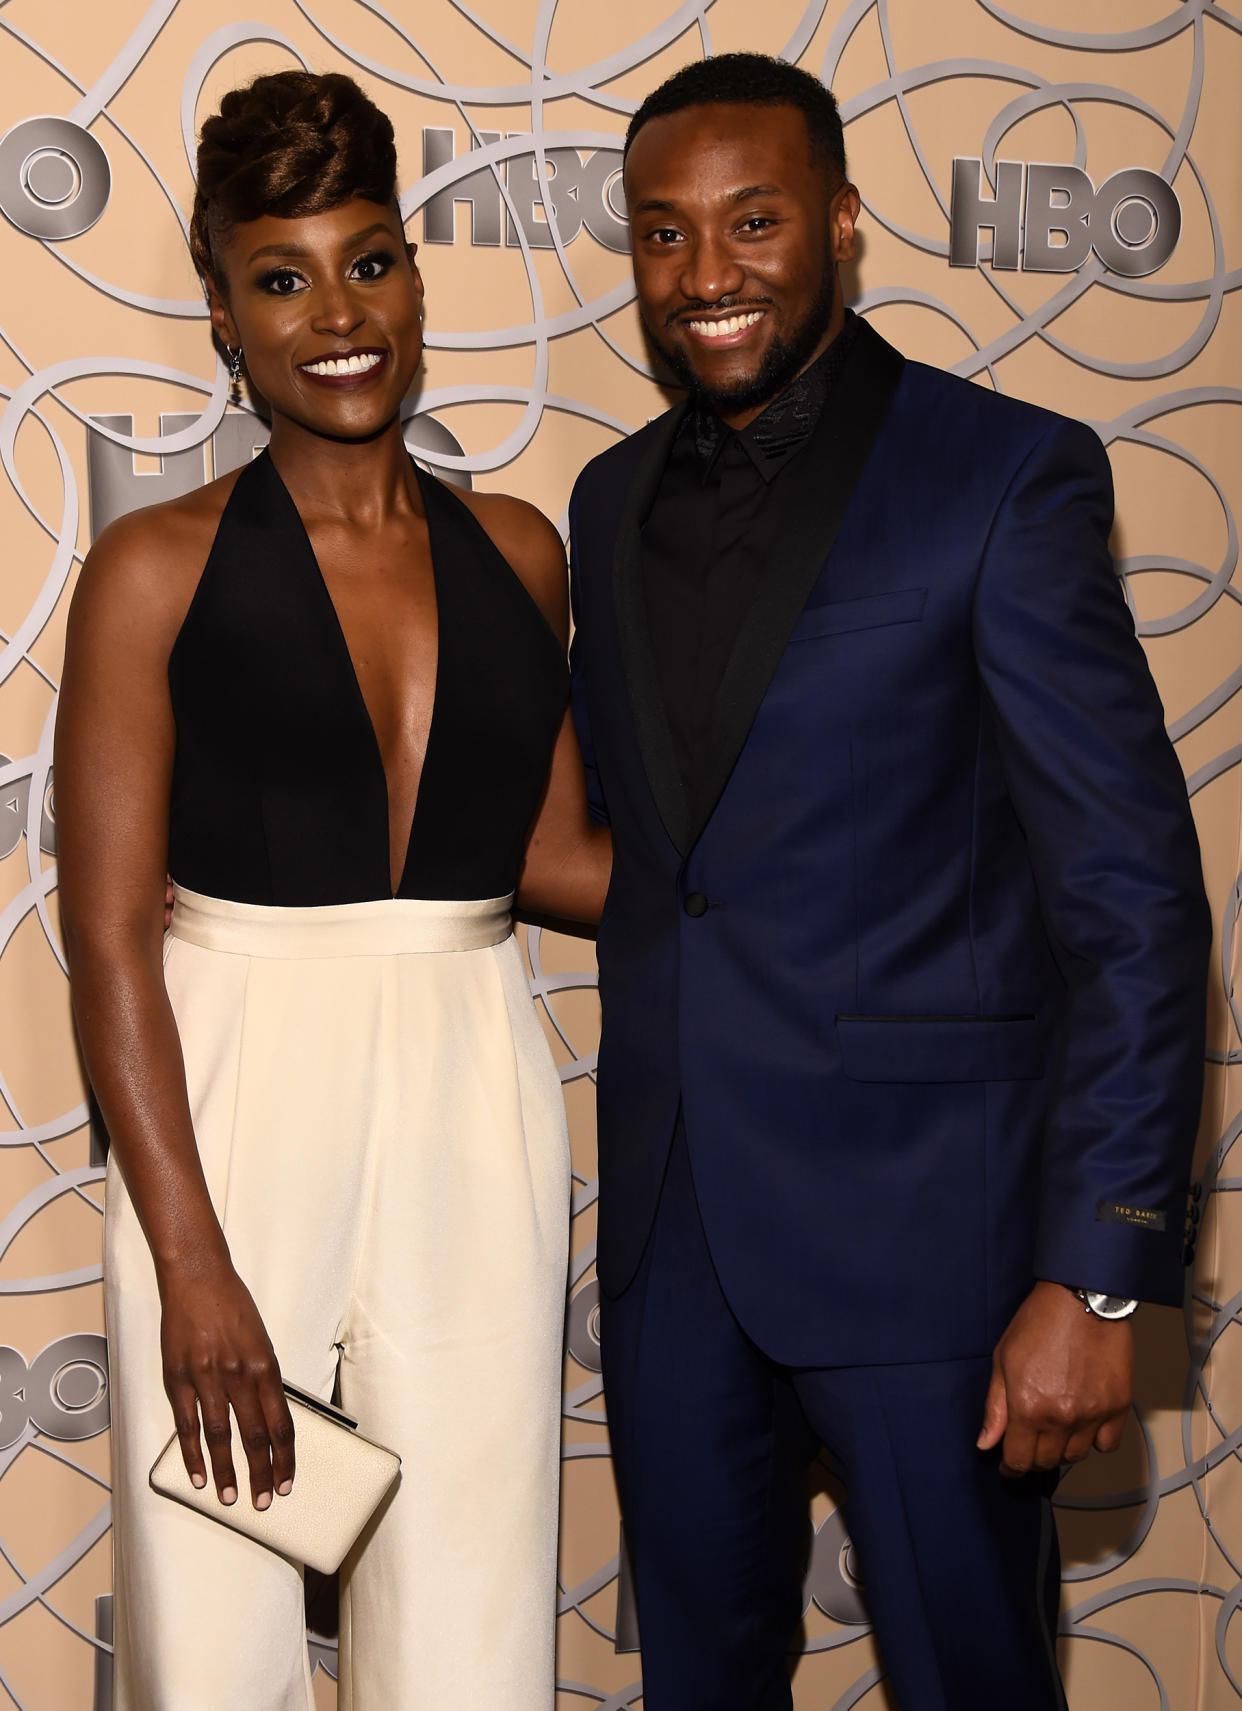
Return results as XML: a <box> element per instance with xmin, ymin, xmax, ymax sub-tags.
<box><xmin>684</xmin><ymin>892</ymin><xmax>709</xmax><ymax>918</ymax></box>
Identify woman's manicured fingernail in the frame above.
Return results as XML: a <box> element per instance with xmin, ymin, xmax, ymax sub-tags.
<box><xmin>221</xmin><ymin>1486</ymin><xmax>237</xmax><ymax>1505</ymax></box>
<box><xmin>191</xmin><ymin>1472</ymin><xmax>206</xmax><ymax>1489</ymax></box>
<box><xmin>276</xmin><ymin>1479</ymin><xmax>293</xmax><ymax>1496</ymax></box>
<box><xmin>256</xmin><ymin>1490</ymin><xmax>272</xmax><ymax>1510</ymax></box>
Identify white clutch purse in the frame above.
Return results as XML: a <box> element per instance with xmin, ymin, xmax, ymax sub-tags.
<box><xmin>149</xmin><ymin>1381</ymin><xmax>401</xmax><ymax>1575</ymax></box>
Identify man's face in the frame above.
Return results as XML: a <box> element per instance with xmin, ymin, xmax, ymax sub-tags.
<box><xmin>624</xmin><ymin>102</ymin><xmax>859</xmax><ymax>428</ymax></box>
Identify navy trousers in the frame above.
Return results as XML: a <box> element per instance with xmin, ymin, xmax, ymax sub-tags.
<box><xmin>600</xmin><ymin>1129</ymin><xmax>1067</xmax><ymax>1711</ymax></box>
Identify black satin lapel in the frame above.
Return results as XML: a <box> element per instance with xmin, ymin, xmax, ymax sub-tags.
<box><xmin>689</xmin><ymin>322</ymin><xmax>907</xmax><ymax>847</ymax></box>
<box><xmin>612</xmin><ymin>402</ymin><xmax>694</xmax><ymax>853</ymax></box>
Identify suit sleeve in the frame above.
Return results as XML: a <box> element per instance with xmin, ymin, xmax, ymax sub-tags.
<box><xmin>568</xmin><ymin>484</ymin><xmax>609</xmax><ymax>827</ymax></box>
<box><xmin>972</xmin><ymin>417</ymin><xmax>1210</xmax><ymax>1305</ymax></box>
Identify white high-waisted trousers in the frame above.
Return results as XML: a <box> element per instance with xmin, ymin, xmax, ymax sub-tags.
<box><xmin>105</xmin><ymin>887</ymin><xmax>570</xmax><ymax>1710</ymax></box>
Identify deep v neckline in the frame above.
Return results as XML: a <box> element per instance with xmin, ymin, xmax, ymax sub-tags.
<box><xmin>266</xmin><ymin>451</ymin><xmax>442</xmax><ymax>899</ymax></box>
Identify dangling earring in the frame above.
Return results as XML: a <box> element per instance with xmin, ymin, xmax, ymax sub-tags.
<box><xmin>226</xmin><ymin>344</ymin><xmax>243</xmax><ymax>405</ymax></box>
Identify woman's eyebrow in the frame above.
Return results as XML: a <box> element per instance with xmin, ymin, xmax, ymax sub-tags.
<box><xmin>245</xmin><ymin>222</ymin><xmax>392</xmax><ymax>264</ymax></box>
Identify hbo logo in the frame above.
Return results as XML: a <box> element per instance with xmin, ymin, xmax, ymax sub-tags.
<box><xmin>950</xmin><ymin>157</ymin><xmax>1180</xmax><ymax>278</ymax></box>
<box><xmin>422</xmin><ymin>128</ymin><xmax>628</xmax><ymax>253</ymax></box>
<box><xmin>0</xmin><ymin>117</ymin><xmax>110</xmax><ymax>240</ymax></box>
<box><xmin>0</xmin><ymin>1335</ymin><xmax>110</xmax><ymax>1446</ymax></box>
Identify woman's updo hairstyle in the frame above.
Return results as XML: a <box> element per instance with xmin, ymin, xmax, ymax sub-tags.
<box><xmin>190</xmin><ymin>70</ymin><xmax>398</xmax><ymax>284</ymax></box>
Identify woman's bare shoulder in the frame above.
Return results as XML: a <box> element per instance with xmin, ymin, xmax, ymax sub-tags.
<box><xmin>75</xmin><ymin>466</ymin><xmax>246</xmax><ymax>636</ymax></box>
<box><xmin>452</xmin><ymin>486</ymin><xmax>568</xmax><ymax>641</ymax></box>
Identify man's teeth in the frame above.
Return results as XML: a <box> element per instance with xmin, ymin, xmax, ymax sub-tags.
<box><xmin>687</xmin><ymin>311</ymin><xmax>765</xmax><ymax>339</ymax></box>
<box><xmin>302</xmin><ymin>353</ymin><xmax>384</xmax><ymax>376</ymax></box>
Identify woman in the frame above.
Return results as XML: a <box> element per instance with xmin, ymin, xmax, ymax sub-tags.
<box><xmin>56</xmin><ymin>71</ymin><xmax>607</xmax><ymax>1709</ymax></box>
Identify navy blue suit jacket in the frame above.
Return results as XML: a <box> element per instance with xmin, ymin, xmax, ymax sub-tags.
<box><xmin>569</xmin><ymin>320</ymin><xmax>1210</xmax><ymax>1367</ymax></box>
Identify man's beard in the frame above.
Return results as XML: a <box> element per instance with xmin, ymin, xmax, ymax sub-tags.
<box><xmin>654</xmin><ymin>261</ymin><xmax>836</xmax><ymax>418</ymax></box>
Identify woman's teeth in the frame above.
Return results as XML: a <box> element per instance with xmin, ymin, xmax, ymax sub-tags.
<box><xmin>687</xmin><ymin>311</ymin><xmax>765</xmax><ymax>339</ymax></box>
<box><xmin>302</xmin><ymin>353</ymin><xmax>384</xmax><ymax>376</ymax></box>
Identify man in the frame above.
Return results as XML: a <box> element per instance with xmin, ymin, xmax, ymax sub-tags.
<box><xmin>567</xmin><ymin>52</ymin><xmax>1210</xmax><ymax>1711</ymax></box>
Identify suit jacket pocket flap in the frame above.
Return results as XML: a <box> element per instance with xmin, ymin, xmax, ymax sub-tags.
<box><xmin>836</xmin><ymin>1014</ymin><xmax>1044</xmax><ymax>1082</ymax></box>
<box><xmin>790</xmin><ymin>586</ymin><xmax>926</xmax><ymax>641</ymax></box>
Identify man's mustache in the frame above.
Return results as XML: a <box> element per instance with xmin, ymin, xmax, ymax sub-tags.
<box><xmin>664</xmin><ymin>297</ymin><xmax>773</xmax><ymax>327</ymax></box>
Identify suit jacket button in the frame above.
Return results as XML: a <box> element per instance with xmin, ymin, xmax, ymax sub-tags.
<box><xmin>684</xmin><ymin>891</ymin><xmax>709</xmax><ymax>918</ymax></box>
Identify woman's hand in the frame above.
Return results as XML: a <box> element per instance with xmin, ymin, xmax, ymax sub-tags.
<box><xmin>158</xmin><ymin>1256</ymin><xmax>296</xmax><ymax>1509</ymax></box>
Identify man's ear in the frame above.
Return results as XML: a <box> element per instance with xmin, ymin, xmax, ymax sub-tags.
<box><xmin>830</xmin><ymin>181</ymin><xmax>861</xmax><ymax>265</ymax></box>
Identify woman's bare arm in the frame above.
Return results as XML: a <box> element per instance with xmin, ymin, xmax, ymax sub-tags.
<box><xmin>56</xmin><ymin>497</ymin><xmax>294</xmax><ymax>1508</ymax></box>
<box><xmin>460</xmin><ymin>489</ymin><xmax>611</xmax><ymax>923</ymax></box>
<box><xmin>518</xmin><ymin>707</ymin><xmax>612</xmax><ymax>923</ymax></box>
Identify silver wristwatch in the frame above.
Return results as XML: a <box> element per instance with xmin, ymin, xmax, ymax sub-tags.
<box><xmin>1072</xmin><ymin>1288</ymin><xmax>1139</xmax><ymax>1321</ymax></box>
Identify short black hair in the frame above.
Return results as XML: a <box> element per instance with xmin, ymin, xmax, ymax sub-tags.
<box><xmin>624</xmin><ymin>53</ymin><xmax>846</xmax><ymax>184</ymax></box>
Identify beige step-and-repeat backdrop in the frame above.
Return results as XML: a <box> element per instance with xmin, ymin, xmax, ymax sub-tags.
<box><xmin>0</xmin><ymin>1</ymin><xmax>1239</xmax><ymax>1706</ymax></box>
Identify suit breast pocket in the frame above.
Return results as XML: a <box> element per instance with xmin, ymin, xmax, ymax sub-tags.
<box><xmin>788</xmin><ymin>586</ymin><xmax>927</xmax><ymax>643</ymax></box>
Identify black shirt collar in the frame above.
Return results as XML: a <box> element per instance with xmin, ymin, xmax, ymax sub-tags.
<box><xmin>692</xmin><ymin>309</ymin><xmax>859</xmax><ymax>483</ymax></box>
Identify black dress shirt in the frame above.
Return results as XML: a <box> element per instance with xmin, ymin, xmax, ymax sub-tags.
<box><xmin>642</xmin><ymin>312</ymin><xmax>859</xmax><ymax>820</ymax></box>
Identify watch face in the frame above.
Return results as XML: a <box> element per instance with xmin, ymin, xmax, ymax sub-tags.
<box><xmin>1085</xmin><ymin>1291</ymin><xmax>1139</xmax><ymax>1320</ymax></box>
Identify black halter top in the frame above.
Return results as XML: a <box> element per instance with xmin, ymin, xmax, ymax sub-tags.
<box><xmin>166</xmin><ymin>451</ymin><xmax>567</xmax><ymax>906</ymax></box>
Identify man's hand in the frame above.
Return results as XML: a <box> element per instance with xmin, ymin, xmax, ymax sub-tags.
<box><xmin>976</xmin><ymin>1280</ymin><xmax>1133</xmax><ymax>1475</ymax></box>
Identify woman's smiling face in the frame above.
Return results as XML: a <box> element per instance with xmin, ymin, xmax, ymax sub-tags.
<box><xmin>207</xmin><ymin>196</ymin><xmax>423</xmax><ymax>442</ymax></box>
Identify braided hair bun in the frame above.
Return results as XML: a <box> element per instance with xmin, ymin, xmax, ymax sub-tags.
<box><xmin>190</xmin><ymin>70</ymin><xmax>398</xmax><ymax>282</ymax></box>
